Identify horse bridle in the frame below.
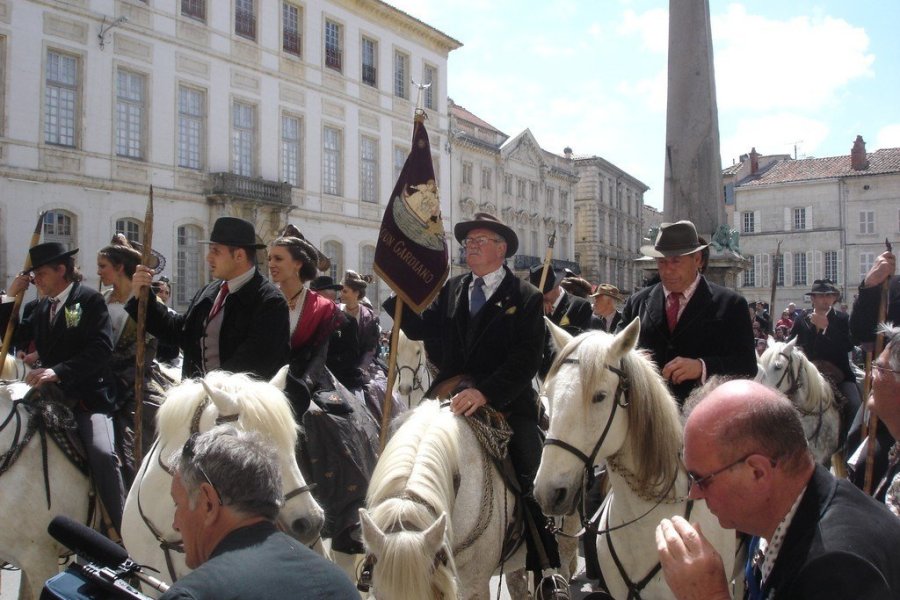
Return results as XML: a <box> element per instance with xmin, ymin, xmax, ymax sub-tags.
<box><xmin>774</xmin><ymin>350</ymin><xmax>802</xmax><ymax>397</ymax></box>
<box><xmin>397</xmin><ymin>351</ymin><xmax>428</xmax><ymax>397</ymax></box>
<box><xmin>134</xmin><ymin>396</ymin><xmax>318</xmax><ymax>583</ymax></box>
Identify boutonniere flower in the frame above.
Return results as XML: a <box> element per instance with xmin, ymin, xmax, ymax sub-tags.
<box><xmin>505</xmin><ymin>306</ymin><xmax>517</xmax><ymax>315</ymax></box>
<box><xmin>65</xmin><ymin>303</ymin><xmax>82</xmax><ymax>328</ymax></box>
<box><xmin>560</xmin><ymin>315</ymin><xmax>571</xmax><ymax>327</ymax></box>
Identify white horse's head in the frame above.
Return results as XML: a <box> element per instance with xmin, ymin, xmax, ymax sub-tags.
<box><xmin>757</xmin><ymin>337</ymin><xmax>802</xmax><ymax>394</ymax></box>
<box><xmin>535</xmin><ymin>317</ymin><xmax>683</xmax><ymax>516</ymax></box>
<box><xmin>395</xmin><ymin>330</ymin><xmax>429</xmax><ymax>405</ymax></box>
<box><xmin>158</xmin><ymin>369</ymin><xmax>324</xmax><ymax>544</ymax></box>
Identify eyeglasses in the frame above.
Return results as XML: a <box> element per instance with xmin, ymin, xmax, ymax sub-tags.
<box><xmin>182</xmin><ymin>433</ymin><xmax>223</xmax><ymax>506</ymax></box>
<box><xmin>874</xmin><ymin>363</ymin><xmax>900</xmax><ymax>376</ymax></box>
<box><xmin>462</xmin><ymin>236</ymin><xmax>503</xmax><ymax>248</ymax></box>
<box><xmin>686</xmin><ymin>453</ymin><xmax>754</xmax><ymax>492</ymax></box>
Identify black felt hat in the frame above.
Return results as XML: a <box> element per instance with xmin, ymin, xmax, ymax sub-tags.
<box><xmin>805</xmin><ymin>279</ymin><xmax>839</xmax><ymax>296</ymax></box>
<box><xmin>528</xmin><ymin>264</ymin><xmax>557</xmax><ymax>293</ymax></box>
<box><xmin>310</xmin><ymin>275</ymin><xmax>342</xmax><ymax>292</ymax></box>
<box><xmin>29</xmin><ymin>242</ymin><xmax>78</xmax><ymax>270</ymax></box>
<box><xmin>453</xmin><ymin>212</ymin><xmax>518</xmax><ymax>257</ymax></box>
<box><xmin>202</xmin><ymin>217</ymin><xmax>266</xmax><ymax>249</ymax></box>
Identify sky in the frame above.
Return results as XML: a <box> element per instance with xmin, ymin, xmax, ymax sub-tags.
<box><xmin>388</xmin><ymin>0</ymin><xmax>900</xmax><ymax>210</ymax></box>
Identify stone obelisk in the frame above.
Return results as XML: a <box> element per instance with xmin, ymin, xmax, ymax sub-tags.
<box><xmin>663</xmin><ymin>0</ymin><xmax>724</xmax><ymax>238</ymax></box>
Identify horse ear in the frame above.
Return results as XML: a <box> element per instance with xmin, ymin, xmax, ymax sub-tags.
<box><xmin>201</xmin><ymin>379</ymin><xmax>240</xmax><ymax>417</ymax></box>
<box><xmin>611</xmin><ymin>316</ymin><xmax>641</xmax><ymax>354</ymax></box>
<box><xmin>784</xmin><ymin>336</ymin><xmax>797</xmax><ymax>353</ymax></box>
<box><xmin>269</xmin><ymin>365</ymin><xmax>289</xmax><ymax>391</ymax></box>
<box><xmin>545</xmin><ymin>317</ymin><xmax>573</xmax><ymax>352</ymax></box>
<box><xmin>767</xmin><ymin>335</ymin><xmax>775</xmax><ymax>347</ymax></box>
<box><xmin>422</xmin><ymin>512</ymin><xmax>447</xmax><ymax>555</ymax></box>
<box><xmin>358</xmin><ymin>508</ymin><xmax>385</xmax><ymax>556</ymax></box>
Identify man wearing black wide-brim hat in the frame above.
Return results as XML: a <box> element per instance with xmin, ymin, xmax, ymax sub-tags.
<box><xmin>1</xmin><ymin>242</ymin><xmax>127</xmax><ymax>531</ymax></box>
<box><xmin>383</xmin><ymin>212</ymin><xmax>564</xmax><ymax>587</ymax></box>
<box><xmin>127</xmin><ymin>216</ymin><xmax>289</xmax><ymax>380</ymax></box>
<box><xmin>617</xmin><ymin>220</ymin><xmax>757</xmax><ymax>403</ymax></box>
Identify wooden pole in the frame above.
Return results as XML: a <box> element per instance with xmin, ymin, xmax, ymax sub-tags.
<box><xmin>537</xmin><ymin>231</ymin><xmax>557</xmax><ymax>293</ymax></box>
<box><xmin>768</xmin><ymin>240</ymin><xmax>781</xmax><ymax>335</ymax></box>
<box><xmin>1</xmin><ymin>211</ymin><xmax>47</xmax><ymax>362</ymax></box>
<box><xmin>133</xmin><ymin>187</ymin><xmax>154</xmax><ymax>466</ymax></box>
<box><xmin>379</xmin><ymin>299</ymin><xmax>405</xmax><ymax>450</ymax></box>
<box><xmin>863</xmin><ymin>237</ymin><xmax>892</xmax><ymax>494</ymax></box>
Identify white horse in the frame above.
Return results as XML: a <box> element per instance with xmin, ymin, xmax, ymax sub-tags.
<box><xmin>359</xmin><ymin>400</ymin><xmax>528</xmax><ymax>600</ymax></box>
<box><xmin>121</xmin><ymin>369</ymin><xmax>324</xmax><ymax>593</ymax></box>
<box><xmin>534</xmin><ymin>319</ymin><xmax>735</xmax><ymax>600</ymax></box>
<box><xmin>0</xmin><ymin>379</ymin><xmax>92</xmax><ymax>600</ymax></box>
<box><xmin>756</xmin><ymin>338</ymin><xmax>841</xmax><ymax>465</ymax></box>
<box><xmin>394</xmin><ymin>330</ymin><xmax>432</xmax><ymax>408</ymax></box>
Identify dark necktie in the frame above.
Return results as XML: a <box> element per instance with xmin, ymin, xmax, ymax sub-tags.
<box><xmin>49</xmin><ymin>298</ymin><xmax>61</xmax><ymax>324</ymax></box>
<box><xmin>600</xmin><ymin>316</ymin><xmax>608</xmax><ymax>332</ymax></box>
<box><xmin>470</xmin><ymin>277</ymin><xmax>486</xmax><ymax>316</ymax></box>
<box><xmin>744</xmin><ymin>536</ymin><xmax>764</xmax><ymax>600</ymax></box>
<box><xmin>208</xmin><ymin>282</ymin><xmax>230</xmax><ymax>321</ymax></box>
<box><xmin>666</xmin><ymin>292</ymin><xmax>682</xmax><ymax>332</ymax></box>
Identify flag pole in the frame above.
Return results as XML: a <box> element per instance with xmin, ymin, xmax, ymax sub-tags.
<box><xmin>538</xmin><ymin>231</ymin><xmax>557</xmax><ymax>292</ymax></box>
<box><xmin>1</xmin><ymin>211</ymin><xmax>47</xmax><ymax>362</ymax></box>
<box><xmin>863</xmin><ymin>237</ymin><xmax>893</xmax><ymax>494</ymax></box>
<box><xmin>133</xmin><ymin>186</ymin><xmax>153</xmax><ymax>466</ymax></box>
<box><xmin>380</xmin><ymin>300</ymin><xmax>405</xmax><ymax>450</ymax></box>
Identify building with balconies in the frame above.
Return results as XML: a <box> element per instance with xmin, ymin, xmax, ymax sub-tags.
<box><xmin>0</xmin><ymin>0</ymin><xmax>460</xmax><ymax>315</ymax></box>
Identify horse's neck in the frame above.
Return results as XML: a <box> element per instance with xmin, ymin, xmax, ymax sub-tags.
<box><xmin>605</xmin><ymin>450</ymin><xmax>687</xmax><ymax>518</ymax></box>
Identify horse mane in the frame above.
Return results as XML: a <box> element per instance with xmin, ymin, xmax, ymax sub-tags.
<box><xmin>552</xmin><ymin>332</ymin><xmax>684</xmax><ymax>498</ymax></box>
<box><xmin>157</xmin><ymin>371</ymin><xmax>298</xmax><ymax>454</ymax></box>
<box><xmin>365</xmin><ymin>400</ymin><xmax>459</xmax><ymax>600</ymax></box>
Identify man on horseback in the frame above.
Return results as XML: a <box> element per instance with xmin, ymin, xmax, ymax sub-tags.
<box><xmin>160</xmin><ymin>424</ymin><xmax>357</xmax><ymax>599</ymax></box>
<box><xmin>0</xmin><ymin>242</ymin><xmax>126</xmax><ymax>532</ymax></box>
<box><xmin>385</xmin><ymin>212</ymin><xmax>564</xmax><ymax>590</ymax></box>
<box><xmin>617</xmin><ymin>220</ymin><xmax>757</xmax><ymax>404</ymax></box>
<box><xmin>127</xmin><ymin>217</ymin><xmax>289</xmax><ymax>380</ymax></box>
<box><xmin>656</xmin><ymin>379</ymin><xmax>900</xmax><ymax>599</ymax></box>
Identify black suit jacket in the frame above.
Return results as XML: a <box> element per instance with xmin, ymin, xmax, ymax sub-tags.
<box><xmin>550</xmin><ymin>291</ymin><xmax>593</xmax><ymax>334</ymax></box>
<box><xmin>590</xmin><ymin>310</ymin><xmax>623</xmax><ymax>332</ymax></box>
<box><xmin>386</xmin><ymin>266</ymin><xmax>544</xmax><ymax>420</ymax></box>
<box><xmin>617</xmin><ymin>277</ymin><xmax>756</xmax><ymax>403</ymax></box>
<box><xmin>0</xmin><ymin>282</ymin><xmax>115</xmax><ymax>412</ymax></box>
<box><xmin>126</xmin><ymin>269</ymin><xmax>289</xmax><ymax>380</ymax></box>
<box><xmin>850</xmin><ymin>275</ymin><xmax>900</xmax><ymax>345</ymax></box>
<box><xmin>763</xmin><ymin>465</ymin><xmax>900</xmax><ymax>599</ymax></box>
<box><xmin>789</xmin><ymin>308</ymin><xmax>855</xmax><ymax>382</ymax></box>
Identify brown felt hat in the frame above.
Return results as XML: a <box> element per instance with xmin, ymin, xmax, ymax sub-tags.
<box><xmin>640</xmin><ymin>221</ymin><xmax>709</xmax><ymax>258</ymax></box>
<box><xmin>590</xmin><ymin>283</ymin><xmax>625</xmax><ymax>301</ymax></box>
<box><xmin>453</xmin><ymin>212</ymin><xmax>518</xmax><ymax>258</ymax></box>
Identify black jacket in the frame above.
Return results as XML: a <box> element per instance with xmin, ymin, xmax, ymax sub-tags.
<box><xmin>850</xmin><ymin>275</ymin><xmax>900</xmax><ymax>345</ymax></box>
<box><xmin>789</xmin><ymin>308</ymin><xmax>855</xmax><ymax>382</ymax></box>
<box><xmin>617</xmin><ymin>277</ymin><xmax>757</xmax><ymax>403</ymax></box>
<box><xmin>550</xmin><ymin>291</ymin><xmax>593</xmax><ymax>334</ymax></box>
<box><xmin>0</xmin><ymin>282</ymin><xmax>115</xmax><ymax>412</ymax></box>
<box><xmin>590</xmin><ymin>310</ymin><xmax>623</xmax><ymax>333</ymax></box>
<box><xmin>126</xmin><ymin>270</ymin><xmax>289</xmax><ymax>380</ymax></box>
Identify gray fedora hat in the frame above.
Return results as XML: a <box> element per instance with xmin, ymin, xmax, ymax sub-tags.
<box><xmin>640</xmin><ymin>220</ymin><xmax>709</xmax><ymax>258</ymax></box>
<box><xmin>453</xmin><ymin>212</ymin><xmax>518</xmax><ymax>258</ymax></box>
<box><xmin>201</xmin><ymin>217</ymin><xmax>266</xmax><ymax>249</ymax></box>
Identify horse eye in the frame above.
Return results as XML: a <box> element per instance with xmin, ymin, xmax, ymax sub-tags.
<box><xmin>592</xmin><ymin>392</ymin><xmax>607</xmax><ymax>404</ymax></box>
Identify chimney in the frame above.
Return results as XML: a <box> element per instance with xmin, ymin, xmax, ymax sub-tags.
<box><xmin>851</xmin><ymin>135</ymin><xmax>869</xmax><ymax>171</ymax></box>
<box><xmin>749</xmin><ymin>147</ymin><xmax>760</xmax><ymax>174</ymax></box>
<box><xmin>563</xmin><ymin>147</ymin><xmax>573</xmax><ymax>160</ymax></box>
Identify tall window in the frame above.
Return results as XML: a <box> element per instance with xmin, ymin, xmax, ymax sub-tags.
<box><xmin>560</xmin><ymin>191</ymin><xmax>568</xmax><ymax>211</ymax></box>
<box><xmin>530</xmin><ymin>182</ymin><xmax>538</xmax><ymax>202</ymax></box>
<box><xmin>360</xmin><ymin>245</ymin><xmax>379</xmax><ymax>306</ymax></box>
<box><xmin>281</xmin><ymin>114</ymin><xmax>302</xmax><ymax>187</ymax></box>
<box><xmin>231</xmin><ymin>100</ymin><xmax>256</xmax><ymax>177</ymax></box>
<box><xmin>859</xmin><ymin>210</ymin><xmax>875</xmax><ymax>234</ymax></box>
<box><xmin>859</xmin><ymin>253</ymin><xmax>875</xmax><ymax>282</ymax></box>
<box><xmin>824</xmin><ymin>250</ymin><xmax>839</xmax><ymax>282</ymax></box>
<box><xmin>282</xmin><ymin>3</ymin><xmax>302</xmax><ymax>57</ymax></box>
<box><xmin>504</xmin><ymin>175</ymin><xmax>513</xmax><ymax>195</ymax></box>
<box><xmin>393</xmin><ymin>50</ymin><xmax>408</xmax><ymax>99</ymax></box>
<box><xmin>178</xmin><ymin>86</ymin><xmax>205</xmax><ymax>170</ymax></box>
<box><xmin>181</xmin><ymin>0</ymin><xmax>205</xmax><ymax>21</ymax></box>
<box><xmin>115</xmin><ymin>218</ymin><xmax>142</xmax><ymax>244</ymax></box>
<box><xmin>793</xmin><ymin>253</ymin><xmax>807</xmax><ymax>286</ymax></box>
<box><xmin>793</xmin><ymin>207</ymin><xmax>806</xmax><ymax>230</ymax></box>
<box><xmin>393</xmin><ymin>146</ymin><xmax>405</xmax><ymax>181</ymax></box>
<box><xmin>517</xmin><ymin>179</ymin><xmax>526</xmax><ymax>198</ymax></box>
<box><xmin>481</xmin><ymin>167</ymin><xmax>492</xmax><ymax>190</ymax></box>
<box><xmin>361</xmin><ymin>37</ymin><xmax>377</xmax><ymax>87</ymax></box>
<box><xmin>323</xmin><ymin>240</ymin><xmax>343</xmax><ymax>282</ymax></box>
<box><xmin>324</xmin><ymin>20</ymin><xmax>342</xmax><ymax>72</ymax></box>
<box><xmin>775</xmin><ymin>253</ymin><xmax>784</xmax><ymax>286</ymax></box>
<box><xmin>45</xmin><ymin>50</ymin><xmax>79</xmax><ymax>147</ymax></box>
<box><xmin>743</xmin><ymin>256</ymin><xmax>756</xmax><ymax>287</ymax></box>
<box><xmin>176</xmin><ymin>225</ymin><xmax>202</xmax><ymax>308</ymax></box>
<box><xmin>360</xmin><ymin>136</ymin><xmax>378</xmax><ymax>203</ymax></box>
<box><xmin>43</xmin><ymin>211</ymin><xmax>75</xmax><ymax>250</ymax></box>
<box><xmin>531</xmin><ymin>231</ymin><xmax>538</xmax><ymax>255</ymax></box>
<box><xmin>461</xmin><ymin>162</ymin><xmax>472</xmax><ymax>185</ymax></box>
<box><xmin>116</xmin><ymin>69</ymin><xmax>146</xmax><ymax>159</ymax></box>
<box><xmin>323</xmin><ymin>126</ymin><xmax>342</xmax><ymax>196</ymax></box>
<box><xmin>423</xmin><ymin>64</ymin><xmax>436</xmax><ymax>110</ymax></box>
<box><xmin>235</xmin><ymin>0</ymin><xmax>256</xmax><ymax>40</ymax></box>
<box><xmin>742</xmin><ymin>211</ymin><xmax>755</xmax><ymax>233</ymax></box>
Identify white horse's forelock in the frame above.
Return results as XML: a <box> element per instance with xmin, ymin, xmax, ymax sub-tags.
<box><xmin>157</xmin><ymin>371</ymin><xmax>298</xmax><ymax>454</ymax></box>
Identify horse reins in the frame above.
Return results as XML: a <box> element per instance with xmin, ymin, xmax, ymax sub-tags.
<box><xmin>775</xmin><ymin>350</ymin><xmax>830</xmax><ymax>444</ymax></box>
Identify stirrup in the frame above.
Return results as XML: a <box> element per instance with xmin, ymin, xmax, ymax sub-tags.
<box><xmin>535</xmin><ymin>573</ymin><xmax>570</xmax><ymax>600</ymax></box>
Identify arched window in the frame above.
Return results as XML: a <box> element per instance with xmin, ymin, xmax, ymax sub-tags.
<box><xmin>176</xmin><ymin>224</ymin><xmax>202</xmax><ymax>308</ymax></box>
<box><xmin>43</xmin><ymin>210</ymin><xmax>76</xmax><ymax>250</ymax></box>
<box><xmin>360</xmin><ymin>244</ymin><xmax>379</xmax><ymax>306</ymax></box>
<box><xmin>323</xmin><ymin>240</ymin><xmax>343</xmax><ymax>283</ymax></box>
<box><xmin>115</xmin><ymin>218</ymin><xmax>142</xmax><ymax>244</ymax></box>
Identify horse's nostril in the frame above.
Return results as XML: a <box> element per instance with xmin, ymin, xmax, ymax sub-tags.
<box><xmin>552</xmin><ymin>487</ymin><xmax>568</xmax><ymax>509</ymax></box>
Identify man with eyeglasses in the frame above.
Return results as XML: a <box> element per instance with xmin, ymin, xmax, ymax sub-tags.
<box><xmin>384</xmin><ymin>212</ymin><xmax>563</xmax><ymax>590</ymax></box>
<box><xmin>655</xmin><ymin>379</ymin><xmax>900</xmax><ymax>600</ymax></box>
<box><xmin>160</xmin><ymin>425</ymin><xmax>357</xmax><ymax>599</ymax></box>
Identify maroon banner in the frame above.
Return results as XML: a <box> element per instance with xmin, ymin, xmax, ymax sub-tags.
<box><xmin>374</xmin><ymin>114</ymin><xmax>449</xmax><ymax>312</ymax></box>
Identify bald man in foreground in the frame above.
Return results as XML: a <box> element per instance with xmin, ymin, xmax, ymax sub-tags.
<box><xmin>656</xmin><ymin>380</ymin><xmax>900</xmax><ymax>600</ymax></box>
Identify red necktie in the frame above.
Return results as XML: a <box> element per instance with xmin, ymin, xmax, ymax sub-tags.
<box><xmin>208</xmin><ymin>282</ymin><xmax>229</xmax><ymax>321</ymax></box>
<box><xmin>666</xmin><ymin>292</ymin><xmax>682</xmax><ymax>332</ymax></box>
<box><xmin>49</xmin><ymin>298</ymin><xmax>61</xmax><ymax>324</ymax></box>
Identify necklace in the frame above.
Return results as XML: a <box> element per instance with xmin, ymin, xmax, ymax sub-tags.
<box><xmin>287</xmin><ymin>289</ymin><xmax>303</xmax><ymax>310</ymax></box>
